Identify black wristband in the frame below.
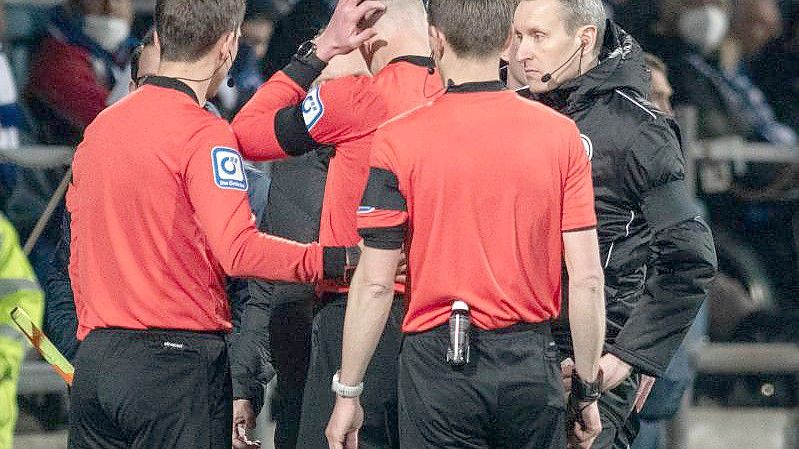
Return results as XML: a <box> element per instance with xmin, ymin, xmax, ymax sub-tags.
<box><xmin>571</xmin><ymin>369</ymin><xmax>603</xmax><ymax>403</ymax></box>
<box><xmin>322</xmin><ymin>246</ymin><xmax>347</xmax><ymax>280</ymax></box>
<box><xmin>282</xmin><ymin>57</ymin><xmax>326</xmax><ymax>91</ymax></box>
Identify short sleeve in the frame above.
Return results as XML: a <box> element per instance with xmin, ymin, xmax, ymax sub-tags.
<box><xmin>357</xmin><ymin>129</ymin><xmax>409</xmax><ymax>249</ymax></box>
<box><xmin>561</xmin><ymin>127</ymin><xmax>597</xmax><ymax>232</ymax></box>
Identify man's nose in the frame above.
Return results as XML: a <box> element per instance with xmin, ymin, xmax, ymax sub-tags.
<box><xmin>516</xmin><ymin>38</ymin><xmax>533</xmax><ymax>63</ymax></box>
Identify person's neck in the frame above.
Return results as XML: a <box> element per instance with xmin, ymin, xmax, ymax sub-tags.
<box><xmin>439</xmin><ymin>54</ymin><xmax>502</xmax><ymax>86</ymax></box>
<box><xmin>552</xmin><ymin>53</ymin><xmax>599</xmax><ymax>88</ymax></box>
<box><xmin>157</xmin><ymin>60</ymin><xmax>216</xmax><ymax>105</ymax></box>
<box><xmin>368</xmin><ymin>33</ymin><xmax>430</xmax><ymax>74</ymax></box>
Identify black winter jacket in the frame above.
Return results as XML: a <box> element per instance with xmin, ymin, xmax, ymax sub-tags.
<box><xmin>536</xmin><ymin>22</ymin><xmax>718</xmax><ymax>376</ymax></box>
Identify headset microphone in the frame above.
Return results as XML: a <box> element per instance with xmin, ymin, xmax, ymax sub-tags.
<box><xmin>227</xmin><ymin>77</ymin><xmax>236</xmax><ymax>88</ymax></box>
<box><xmin>540</xmin><ymin>43</ymin><xmax>584</xmax><ymax>83</ymax></box>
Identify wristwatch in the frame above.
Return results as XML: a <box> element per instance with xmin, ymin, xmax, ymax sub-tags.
<box><xmin>294</xmin><ymin>40</ymin><xmax>328</xmax><ymax>72</ymax></box>
<box><xmin>571</xmin><ymin>369</ymin><xmax>603</xmax><ymax>403</ymax></box>
<box><xmin>331</xmin><ymin>371</ymin><xmax>364</xmax><ymax>398</ymax></box>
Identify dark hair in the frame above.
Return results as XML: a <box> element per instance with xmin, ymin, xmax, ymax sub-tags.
<box><xmin>156</xmin><ymin>0</ymin><xmax>246</xmax><ymax>62</ymax></box>
<box><xmin>427</xmin><ymin>0</ymin><xmax>517</xmax><ymax>58</ymax></box>
<box><xmin>130</xmin><ymin>28</ymin><xmax>157</xmax><ymax>83</ymax></box>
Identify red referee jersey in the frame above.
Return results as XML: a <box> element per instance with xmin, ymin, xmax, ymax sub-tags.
<box><xmin>357</xmin><ymin>81</ymin><xmax>597</xmax><ymax>333</ymax></box>
<box><xmin>234</xmin><ymin>56</ymin><xmax>442</xmax><ymax>293</ymax></box>
<box><xmin>68</xmin><ymin>77</ymin><xmax>328</xmax><ymax>339</ymax></box>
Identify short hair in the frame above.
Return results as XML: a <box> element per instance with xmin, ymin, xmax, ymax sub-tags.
<box><xmin>156</xmin><ymin>0</ymin><xmax>246</xmax><ymax>62</ymax></box>
<box><xmin>427</xmin><ymin>0</ymin><xmax>517</xmax><ymax>58</ymax></box>
<box><xmin>643</xmin><ymin>52</ymin><xmax>667</xmax><ymax>75</ymax></box>
<box><xmin>538</xmin><ymin>0</ymin><xmax>607</xmax><ymax>53</ymax></box>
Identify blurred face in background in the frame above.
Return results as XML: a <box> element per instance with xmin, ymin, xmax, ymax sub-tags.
<box><xmin>731</xmin><ymin>0</ymin><xmax>782</xmax><ymax>56</ymax></box>
<box><xmin>649</xmin><ymin>66</ymin><xmax>673</xmax><ymax>115</ymax></box>
<box><xmin>660</xmin><ymin>0</ymin><xmax>730</xmax><ymax>54</ymax></box>
<box><xmin>241</xmin><ymin>18</ymin><xmax>274</xmax><ymax>60</ymax></box>
<box><xmin>78</xmin><ymin>0</ymin><xmax>134</xmax><ymax>51</ymax></box>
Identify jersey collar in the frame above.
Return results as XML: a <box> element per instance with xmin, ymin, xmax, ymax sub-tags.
<box><xmin>388</xmin><ymin>55</ymin><xmax>433</xmax><ymax>68</ymax></box>
<box><xmin>446</xmin><ymin>80</ymin><xmax>506</xmax><ymax>93</ymax></box>
<box><xmin>141</xmin><ymin>76</ymin><xmax>200</xmax><ymax>104</ymax></box>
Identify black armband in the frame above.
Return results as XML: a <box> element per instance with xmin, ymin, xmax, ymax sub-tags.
<box><xmin>361</xmin><ymin>168</ymin><xmax>407</xmax><ymax>212</ymax></box>
<box><xmin>274</xmin><ymin>105</ymin><xmax>322</xmax><ymax>156</ymax></box>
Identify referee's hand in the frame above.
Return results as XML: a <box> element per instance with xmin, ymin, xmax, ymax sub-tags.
<box><xmin>316</xmin><ymin>0</ymin><xmax>387</xmax><ymax>62</ymax></box>
<box><xmin>326</xmin><ymin>396</ymin><xmax>363</xmax><ymax>449</ymax></box>
<box><xmin>567</xmin><ymin>401</ymin><xmax>601</xmax><ymax>449</ymax></box>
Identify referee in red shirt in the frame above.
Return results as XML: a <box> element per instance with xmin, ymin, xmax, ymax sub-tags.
<box><xmin>232</xmin><ymin>1</ymin><xmax>438</xmax><ymax>446</ymax></box>
<box><xmin>326</xmin><ymin>1</ymin><xmax>606</xmax><ymax>448</ymax></box>
<box><xmin>66</xmin><ymin>1</ymin><xmax>354</xmax><ymax>448</ymax></box>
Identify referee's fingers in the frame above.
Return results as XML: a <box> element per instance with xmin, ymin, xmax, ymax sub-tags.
<box><xmin>354</xmin><ymin>0</ymin><xmax>387</xmax><ymax>17</ymax></box>
<box><xmin>354</xmin><ymin>28</ymin><xmax>379</xmax><ymax>44</ymax></box>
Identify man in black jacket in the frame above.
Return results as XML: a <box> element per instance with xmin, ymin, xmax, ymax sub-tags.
<box><xmin>505</xmin><ymin>0</ymin><xmax>717</xmax><ymax>446</ymax></box>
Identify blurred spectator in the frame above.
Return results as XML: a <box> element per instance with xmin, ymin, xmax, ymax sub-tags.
<box><xmin>750</xmin><ymin>3</ymin><xmax>799</xmax><ymax>129</ymax></box>
<box><xmin>7</xmin><ymin>0</ymin><xmax>136</xmax><ymax>284</ymax></box>
<box><xmin>0</xmin><ymin>212</ymin><xmax>44</xmax><ymax>449</ymax></box>
<box><xmin>217</xmin><ymin>0</ymin><xmax>286</xmax><ymax>116</ymax></box>
<box><xmin>643</xmin><ymin>52</ymin><xmax>674</xmax><ymax>115</ymax></box>
<box><xmin>26</xmin><ymin>0</ymin><xmax>135</xmax><ymax>146</ymax></box>
<box><xmin>652</xmin><ymin>0</ymin><xmax>796</xmax><ymax>145</ymax></box>
<box><xmin>0</xmin><ymin>7</ymin><xmax>24</xmax><ymax>208</ymax></box>
<box><xmin>264</xmin><ymin>0</ymin><xmax>332</xmax><ymax>77</ymax></box>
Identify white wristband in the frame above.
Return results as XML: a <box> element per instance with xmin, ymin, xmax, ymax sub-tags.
<box><xmin>331</xmin><ymin>371</ymin><xmax>364</xmax><ymax>398</ymax></box>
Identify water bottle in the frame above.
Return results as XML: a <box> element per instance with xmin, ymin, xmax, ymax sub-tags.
<box><xmin>446</xmin><ymin>300</ymin><xmax>471</xmax><ymax>367</ymax></box>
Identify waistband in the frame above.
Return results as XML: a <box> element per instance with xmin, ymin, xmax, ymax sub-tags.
<box><xmin>408</xmin><ymin>321</ymin><xmax>551</xmax><ymax>338</ymax></box>
<box><xmin>89</xmin><ymin>327</ymin><xmax>227</xmax><ymax>341</ymax></box>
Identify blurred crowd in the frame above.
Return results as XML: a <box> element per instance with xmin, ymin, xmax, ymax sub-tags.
<box><xmin>0</xmin><ymin>0</ymin><xmax>795</xmax><ymax>446</ymax></box>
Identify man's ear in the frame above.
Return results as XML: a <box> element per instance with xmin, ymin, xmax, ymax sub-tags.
<box><xmin>219</xmin><ymin>30</ymin><xmax>237</xmax><ymax>61</ymax></box>
<box><xmin>578</xmin><ymin>25</ymin><xmax>598</xmax><ymax>55</ymax></box>
<box><xmin>501</xmin><ymin>31</ymin><xmax>514</xmax><ymax>61</ymax></box>
<box><xmin>428</xmin><ymin>24</ymin><xmax>445</xmax><ymax>59</ymax></box>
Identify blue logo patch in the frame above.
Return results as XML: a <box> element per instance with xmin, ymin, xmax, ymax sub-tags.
<box><xmin>301</xmin><ymin>86</ymin><xmax>324</xmax><ymax>131</ymax></box>
<box><xmin>357</xmin><ymin>206</ymin><xmax>376</xmax><ymax>214</ymax></box>
<box><xmin>211</xmin><ymin>147</ymin><xmax>248</xmax><ymax>191</ymax></box>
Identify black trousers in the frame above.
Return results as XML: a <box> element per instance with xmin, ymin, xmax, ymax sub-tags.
<box><xmin>399</xmin><ymin>322</ymin><xmax>566</xmax><ymax>449</ymax></box>
<box><xmin>270</xmin><ymin>299</ymin><xmax>314</xmax><ymax>449</ymax></box>
<box><xmin>296</xmin><ymin>293</ymin><xmax>404</xmax><ymax>449</ymax></box>
<box><xmin>68</xmin><ymin>328</ymin><xmax>232</xmax><ymax>449</ymax></box>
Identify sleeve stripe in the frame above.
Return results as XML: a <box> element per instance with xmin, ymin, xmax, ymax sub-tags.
<box><xmin>360</xmin><ymin>225</ymin><xmax>406</xmax><ymax>250</ymax></box>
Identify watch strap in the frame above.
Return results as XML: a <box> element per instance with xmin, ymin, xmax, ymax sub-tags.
<box><xmin>331</xmin><ymin>371</ymin><xmax>364</xmax><ymax>398</ymax></box>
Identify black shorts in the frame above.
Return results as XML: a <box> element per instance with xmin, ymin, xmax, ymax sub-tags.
<box><xmin>399</xmin><ymin>322</ymin><xmax>566</xmax><ymax>449</ymax></box>
<box><xmin>68</xmin><ymin>328</ymin><xmax>232</xmax><ymax>449</ymax></box>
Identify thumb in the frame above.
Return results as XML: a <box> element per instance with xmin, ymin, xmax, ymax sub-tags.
<box><xmin>345</xmin><ymin>430</ymin><xmax>359</xmax><ymax>449</ymax></box>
